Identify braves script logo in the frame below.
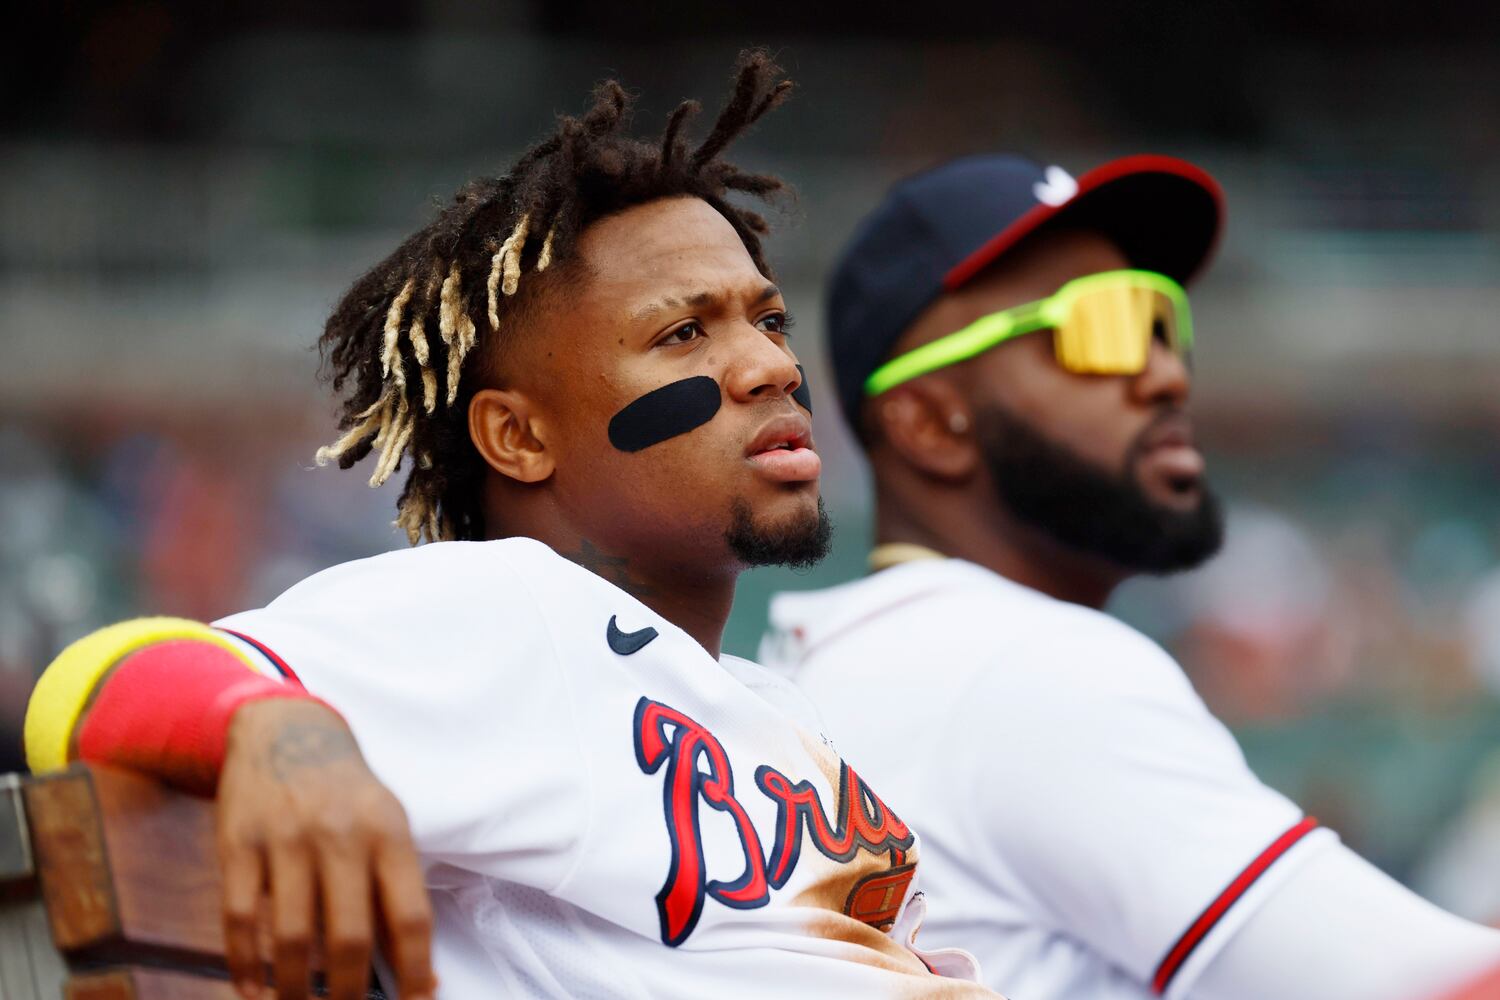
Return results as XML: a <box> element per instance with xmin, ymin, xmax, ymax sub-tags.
<box><xmin>633</xmin><ymin>696</ymin><xmax>916</xmax><ymax>947</ymax></box>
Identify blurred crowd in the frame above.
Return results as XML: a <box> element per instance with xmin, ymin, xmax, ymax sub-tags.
<box><xmin>0</xmin><ymin>414</ymin><xmax>395</xmax><ymax>774</ymax></box>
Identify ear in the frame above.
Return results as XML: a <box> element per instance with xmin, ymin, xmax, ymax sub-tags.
<box><xmin>469</xmin><ymin>388</ymin><xmax>555</xmax><ymax>484</ymax></box>
<box><xmin>869</xmin><ymin>379</ymin><xmax>979</xmax><ymax>482</ymax></box>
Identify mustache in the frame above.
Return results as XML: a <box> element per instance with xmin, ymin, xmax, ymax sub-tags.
<box><xmin>1127</xmin><ymin>408</ymin><xmax>1195</xmax><ymax>463</ymax></box>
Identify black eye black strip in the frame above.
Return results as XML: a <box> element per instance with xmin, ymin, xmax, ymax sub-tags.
<box><xmin>791</xmin><ymin>364</ymin><xmax>812</xmax><ymax>412</ymax></box>
<box><xmin>607</xmin><ymin>376</ymin><xmax>723</xmax><ymax>453</ymax></box>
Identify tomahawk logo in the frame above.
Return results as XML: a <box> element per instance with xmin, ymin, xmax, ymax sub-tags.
<box><xmin>1033</xmin><ymin>165</ymin><xmax>1079</xmax><ymax>206</ymax></box>
<box><xmin>633</xmin><ymin>696</ymin><xmax>916</xmax><ymax>946</ymax></box>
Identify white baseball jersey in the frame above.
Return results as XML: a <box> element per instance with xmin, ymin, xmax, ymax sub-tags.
<box><xmin>213</xmin><ymin>538</ymin><xmax>994</xmax><ymax>999</ymax></box>
<box><xmin>758</xmin><ymin>558</ymin><xmax>1338</xmax><ymax>1000</ymax></box>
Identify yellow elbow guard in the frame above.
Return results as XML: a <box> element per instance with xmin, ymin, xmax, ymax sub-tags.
<box><xmin>24</xmin><ymin>616</ymin><xmax>255</xmax><ymax>774</ymax></box>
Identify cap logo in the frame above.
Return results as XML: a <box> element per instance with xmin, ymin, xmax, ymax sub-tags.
<box><xmin>1033</xmin><ymin>165</ymin><xmax>1078</xmax><ymax>206</ymax></box>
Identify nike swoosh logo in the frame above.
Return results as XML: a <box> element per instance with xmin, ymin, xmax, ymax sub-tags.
<box><xmin>607</xmin><ymin>615</ymin><xmax>659</xmax><ymax>656</ymax></box>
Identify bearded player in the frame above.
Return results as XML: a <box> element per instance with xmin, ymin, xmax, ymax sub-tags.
<box><xmin>24</xmin><ymin>56</ymin><xmax>1000</xmax><ymax>1000</ymax></box>
<box><xmin>759</xmin><ymin>154</ymin><xmax>1500</xmax><ymax>999</ymax></box>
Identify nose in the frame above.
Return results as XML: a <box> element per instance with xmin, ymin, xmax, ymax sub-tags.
<box><xmin>1130</xmin><ymin>339</ymin><xmax>1191</xmax><ymax>407</ymax></box>
<box><xmin>724</xmin><ymin>327</ymin><xmax>802</xmax><ymax>405</ymax></box>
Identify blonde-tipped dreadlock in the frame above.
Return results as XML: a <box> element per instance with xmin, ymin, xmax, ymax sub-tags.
<box><xmin>316</xmin><ymin>50</ymin><xmax>793</xmax><ymax>544</ymax></box>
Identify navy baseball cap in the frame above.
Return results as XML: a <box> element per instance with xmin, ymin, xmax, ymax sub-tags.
<box><xmin>826</xmin><ymin>153</ymin><xmax>1224</xmax><ymax>432</ymax></box>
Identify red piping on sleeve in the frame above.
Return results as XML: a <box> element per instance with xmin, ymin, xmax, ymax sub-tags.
<box><xmin>217</xmin><ymin>627</ymin><xmax>306</xmax><ymax>689</ymax></box>
<box><xmin>1151</xmin><ymin>816</ymin><xmax>1320</xmax><ymax>995</ymax></box>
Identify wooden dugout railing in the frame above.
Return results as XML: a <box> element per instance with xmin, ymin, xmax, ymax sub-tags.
<box><xmin>1</xmin><ymin>764</ymin><xmax>242</xmax><ymax>1000</ymax></box>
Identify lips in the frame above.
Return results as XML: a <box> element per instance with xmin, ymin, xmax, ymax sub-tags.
<box><xmin>1135</xmin><ymin>411</ymin><xmax>1204</xmax><ymax>489</ymax></box>
<box><xmin>747</xmin><ymin>415</ymin><xmax>812</xmax><ymax>457</ymax></box>
<box><xmin>747</xmin><ymin>414</ymin><xmax>821</xmax><ymax>482</ymax></box>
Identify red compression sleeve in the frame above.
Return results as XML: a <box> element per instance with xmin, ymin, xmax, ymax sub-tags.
<box><xmin>76</xmin><ymin>638</ymin><xmax>328</xmax><ymax>791</ymax></box>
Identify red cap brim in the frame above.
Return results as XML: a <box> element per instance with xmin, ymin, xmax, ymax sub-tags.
<box><xmin>942</xmin><ymin>154</ymin><xmax>1225</xmax><ymax>291</ymax></box>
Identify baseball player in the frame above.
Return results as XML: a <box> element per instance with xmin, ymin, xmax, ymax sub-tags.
<box><xmin>23</xmin><ymin>57</ymin><xmax>1001</xmax><ymax>1000</ymax></box>
<box><xmin>758</xmin><ymin>154</ymin><xmax>1500</xmax><ymax>999</ymax></box>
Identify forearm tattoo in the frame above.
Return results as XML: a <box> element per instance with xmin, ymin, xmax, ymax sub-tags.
<box><xmin>266</xmin><ymin>720</ymin><xmax>360</xmax><ymax>782</ymax></box>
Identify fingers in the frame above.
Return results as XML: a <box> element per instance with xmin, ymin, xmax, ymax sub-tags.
<box><xmin>375</xmin><ymin>839</ymin><xmax>436</xmax><ymax>1000</ymax></box>
<box><xmin>222</xmin><ymin>832</ymin><xmax>389</xmax><ymax>1000</ymax></box>
<box><xmin>215</xmin><ymin>714</ymin><xmax>425</xmax><ymax>1000</ymax></box>
<box><xmin>318</xmin><ymin>849</ymin><xmax>374</xmax><ymax>1000</ymax></box>
<box><xmin>269</xmin><ymin>842</ymin><xmax>315</xmax><ymax>1000</ymax></box>
<box><xmin>222</xmin><ymin>845</ymin><xmax>266</xmax><ymax>999</ymax></box>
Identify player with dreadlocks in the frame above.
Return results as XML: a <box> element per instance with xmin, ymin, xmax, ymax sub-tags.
<box><xmin>25</xmin><ymin>52</ymin><xmax>1003</xmax><ymax>1000</ymax></box>
<box><xmin>317</xmin><ymin>65</ymin><xmax>796</xmax><ymax>546</ymax></box>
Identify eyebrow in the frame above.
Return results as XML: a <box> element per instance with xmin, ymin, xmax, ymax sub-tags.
<box><xmin>630</xmin><ymin>284</ymin><xmax>781</xmax><ymax>322</ymax></box>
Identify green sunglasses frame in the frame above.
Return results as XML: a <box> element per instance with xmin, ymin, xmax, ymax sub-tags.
<box><xmin>864</xmin><ymin>268</ymin><xmax>1193</xmax><ymax>397</ymax></box>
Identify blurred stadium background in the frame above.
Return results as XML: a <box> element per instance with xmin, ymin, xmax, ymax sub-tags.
<box><xmin>4</xmin><ymin>1</ymin><xmax>1500</xmax><ymax>923</ymax></box>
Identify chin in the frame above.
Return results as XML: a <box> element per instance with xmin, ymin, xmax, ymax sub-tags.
<box><xmin>725</xmin><ymin>494</ymin><xmax>832</xmax><ymax>570</ymax></box>
<box><xmin>747</xmin><ymin>477</ymin><xmax>821</xmax><ymax>521</ymax></box>
<box><xmin>776</xmin><ymin>481</ymin><xmax>823</xmax><ymax>513</ymax></box>
<box><xmin>1149</xmin><ymin>481</ymin><xmax>1206</xmax><ymax>514</ymax></box>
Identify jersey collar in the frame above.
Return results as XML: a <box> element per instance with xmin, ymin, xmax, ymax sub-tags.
<box><xmin>762</xmin><ymin>557</ymin><xmax>999</xmax><ymax>672</ymax></box>
<box><xmin>867</xmin><ymin>542</ymin><xmax>947</xmax><ymax>572</ymax></box>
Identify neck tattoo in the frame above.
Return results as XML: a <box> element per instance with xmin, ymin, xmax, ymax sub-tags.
<box><xmin>561</xmin><ymin>539</ymin><xmax>658</xmax><ymax>599</ymax></box>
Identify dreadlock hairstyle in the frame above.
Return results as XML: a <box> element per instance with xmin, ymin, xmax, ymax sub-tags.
<box><xmin>315</xmin><ymin>51</ymin><xmax>793</xmax><ymax>545</ymax></box>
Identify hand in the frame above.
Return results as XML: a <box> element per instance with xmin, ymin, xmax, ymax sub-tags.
<box><xmin>215</xmin><ymin>699</ymin><xmax>436</xmax><ymax>1000</ymax></box>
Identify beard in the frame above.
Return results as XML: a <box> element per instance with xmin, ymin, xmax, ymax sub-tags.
<box><xmin>725</xmin><ymin>495</ymin><xmax>833</xmax><ymax>569</ymax></box>
<box><xmin>975</xmin><ymin>403</ymin><xmax>1224</xmax><ymax>574</ymax></box>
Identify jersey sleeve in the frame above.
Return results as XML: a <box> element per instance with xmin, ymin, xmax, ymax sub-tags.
<box><xmin>1190</xmin><ymin>842</ymin><xmax>1500</xmax><ymax>1000</ymax></box>
<box><xmin>214</xmin><ymin>542</ymin><xmax>590</xmax><ymax>894</ymax></box>
<box><xmin>959</xmin><ymin>616</ymin><xmax>1335</xmax><ymax>996</ymax></box>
